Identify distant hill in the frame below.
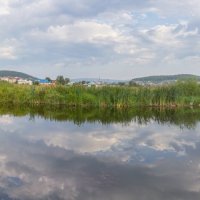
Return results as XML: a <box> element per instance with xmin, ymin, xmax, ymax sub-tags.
<box><xmin>0</xmin><ymin>70</ymin><xmax>38</xmax><ymax>80</ymax></box>
<box><xmin>132</xmin><ymin>74</ymin><xmax>200</xmax><ymax>83</ymax></box>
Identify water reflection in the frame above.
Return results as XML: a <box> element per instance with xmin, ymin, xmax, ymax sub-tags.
<box><xmin>1</xmin><ymin>105</ymin><xmax>200</xmax><ymax>128</ymax></box>
<box><xmin>0</xmin><ymin>107</ymin><xmax>200</xmax><ymax>199</ymax></box>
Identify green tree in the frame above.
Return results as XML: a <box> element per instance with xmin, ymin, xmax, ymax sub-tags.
<box><xmin>129</xmin><ymin>80</ymin><xmax>139</xmax><ymax>87</ymax></box>
<box><xmin>56</xmin><ymin>76</ymin><xmax>65</xmax><ymax>85</ymax></box>
<box><xmin>118</xmin><ymin>82</ymin><xmax>126</xmax><ymax>86</ymax></box>
<box><xmin>64</xmin><ymin>78</ymin><xmax>70</xmax><ymax>84</ymax></box>
<box><xmin>33</xmin><ymin>81</ymin><xmax>39</xmax><ymax>85</ymax></box>
<box><xmin>45</xmin><ymin>77</ymin><xmax>52</xmax><ymax>83</ymax></box>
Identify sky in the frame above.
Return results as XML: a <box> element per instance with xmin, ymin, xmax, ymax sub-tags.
<box><xmin>0</xmin><ymin>0</ymin><xmax>199</xmax><ymax>80</ymax></box>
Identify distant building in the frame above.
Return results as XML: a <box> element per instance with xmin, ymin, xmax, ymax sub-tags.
<box><xmin>37</xmin><ymin>79</ymin><xmax>51</xmax><ymax>85</ymax></box>
<box><xmin>0</xmin><ymin>76</ymin><xmax>18</xmax><ymax>83</ymax></box>
<box><xmin>17</xmin><ymin>79</ymin><xmax>33</xmax><ymax>85</ymax></box>
<box><xmin>0</xmin><ymin>76</ymin><xmax>33</xmax><ymax>85</ymax></box>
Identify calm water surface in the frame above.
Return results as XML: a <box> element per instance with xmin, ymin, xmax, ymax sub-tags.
<box><xmin>0</xmin><ymin>107</ymin><xmax>200</xmax><ymax>200</ymax></box>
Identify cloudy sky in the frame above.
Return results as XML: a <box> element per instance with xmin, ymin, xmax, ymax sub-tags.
<box><xmin>0</xmin><ymin>0</ymin><xmax>199</xmax><ymax>79</ymax></box>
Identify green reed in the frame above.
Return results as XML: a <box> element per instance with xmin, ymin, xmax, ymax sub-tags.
<box><xmin>0</xmin><ymin>79</ymin><xmax>200</xmax><ymax>107</ymax></box>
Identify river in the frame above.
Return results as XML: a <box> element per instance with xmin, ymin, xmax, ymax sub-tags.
<box><xmin>0</xmin><ymin>106</ymin><xmax>199</xmax><ymax>199</ymax></box>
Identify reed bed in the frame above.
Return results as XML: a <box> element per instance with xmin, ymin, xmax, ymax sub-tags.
<box><xmin>0</xmin><ymin>80</ymin><xmax>200</xmax><ymax>107</ymax></box>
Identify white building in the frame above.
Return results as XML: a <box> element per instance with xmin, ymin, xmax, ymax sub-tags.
<box><xmin>0</xmin><ymin>77</ymin><xmax>33</xmax><ymax>85</ymax></box>
<box><xmin>0</xmin><ymin>77</ymin><xmax>18</xmax><ymax>83</ymax></box>
<box><xmin>17</xmin><ymin>79</ymin><xmax>33</xmax><ymax>85</ymax></box>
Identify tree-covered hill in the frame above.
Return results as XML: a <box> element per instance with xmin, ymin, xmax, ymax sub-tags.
<box><xmin>132</xmin><ymin>74</ymin><xmax>200</xmax><ymax>83</ymax></box>
<box><xmin>0</xmin><ymin>70</ymin><xmax>38</xmax><ymax>80</ymax></box>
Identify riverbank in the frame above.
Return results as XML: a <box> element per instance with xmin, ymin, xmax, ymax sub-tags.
<box><xmin>0</xmin><ymin>80</ymin><xmax>200</xmax><ymax>107</ymax></box>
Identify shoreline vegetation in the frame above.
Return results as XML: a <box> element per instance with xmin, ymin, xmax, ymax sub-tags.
<box><xmin>0</xmin><ymin>80</ymin><xmax>200</xmax><ymax>108</ymax></box>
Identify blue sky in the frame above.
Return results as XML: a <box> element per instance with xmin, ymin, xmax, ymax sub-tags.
<box><xmin>0</xmin><ymin>0</ymin><xmax>199</xmax><ymax>79</ymax></box>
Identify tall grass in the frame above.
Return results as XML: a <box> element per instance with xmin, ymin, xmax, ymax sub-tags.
<box><xmin>0</xmin><ymin>80</ymin><xmax>200</xmax><ymax>107</ymax></box>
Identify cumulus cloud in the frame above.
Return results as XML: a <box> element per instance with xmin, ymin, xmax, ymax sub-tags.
<box><xmin>30</xmin><ymin>21</ymin><xmax>122</xmax><ymax>44</ymax></box>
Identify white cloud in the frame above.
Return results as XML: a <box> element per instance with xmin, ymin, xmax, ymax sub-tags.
<box><xmin>30</xmin><ymin>21</ymin><xmax>123</xmax><ymax>44</ymax></box>
<box><xmin>0</xmin><ymin>38</ymin><xmax>20</xmax><ymax>60</ymax></box>
<box><xmin>0</xmin><ymin>46</ymin><xmax>17</xmax><ymax>60</ymax></box>
<box><xmin>141</xmin><ymin>25</ymin><xmax>184</xmax><ymax>47</ymax></box>
<box><xmin>0</xmin><ymin>0</ymin><xmax>10</xmax><ymax>15</ymax></box>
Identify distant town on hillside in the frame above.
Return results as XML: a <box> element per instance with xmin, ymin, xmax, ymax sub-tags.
<box><xmin>0</xmin><ymin>70</ymin><xmax>200</xmax><ymax>86</ymax></box>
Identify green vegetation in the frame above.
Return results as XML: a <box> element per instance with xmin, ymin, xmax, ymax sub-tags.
<box><xmin>45</xmin><ymin>77</ymin><xmax>52</xmax><ymax>83</ymax></box>
<box><xmin>0</xmin><ymin>80</ymin><xmax>200</xmax><ymax>108</ymax></box>
<box><xmin>56</xmin><ymin>75</ymin><xmax>70</xmax><ymax>85</ymax></box>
